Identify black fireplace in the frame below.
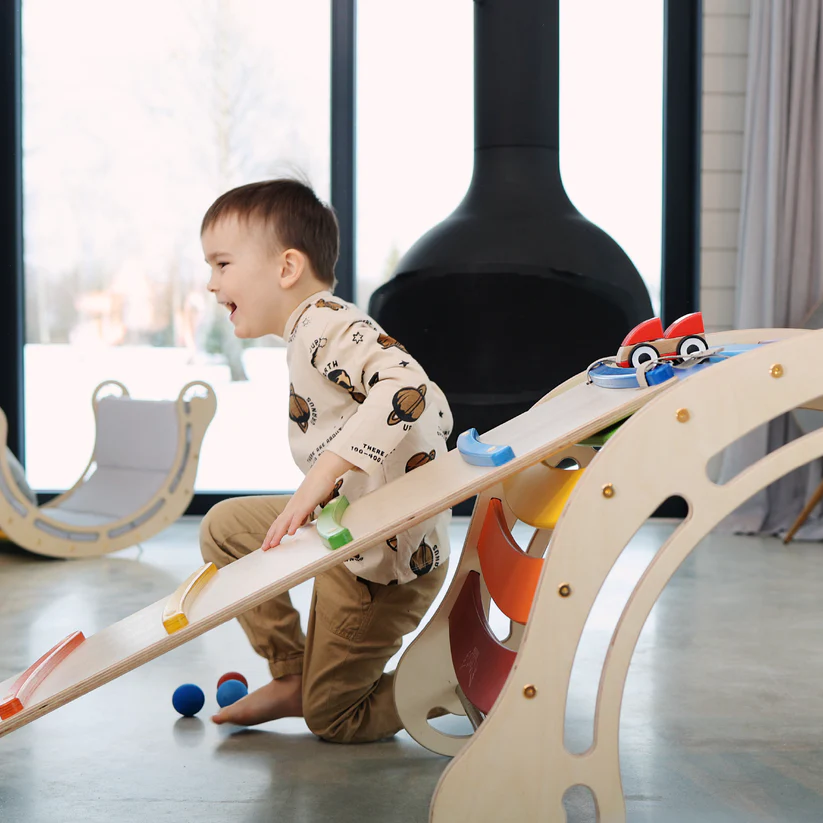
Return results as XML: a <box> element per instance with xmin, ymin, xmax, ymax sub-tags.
<box><xmin>368</xmin><ymin>0</ymin><xmax>653</xmax><ymax>448</ymax></box>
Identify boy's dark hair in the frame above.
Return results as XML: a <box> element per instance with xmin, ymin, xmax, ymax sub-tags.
<box><xmin>201</xmin><ymin>179</ymin><xmax>340</xmax><ymax>287</ymax></box>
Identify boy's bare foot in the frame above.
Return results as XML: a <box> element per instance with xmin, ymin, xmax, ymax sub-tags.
<box><xmin>212</xmin><ymin>674</ymin><xmax>303</xmax><ymax>726</ymax></box>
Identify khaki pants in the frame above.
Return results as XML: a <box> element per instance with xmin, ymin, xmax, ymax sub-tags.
<box><xmin>200</xmin><ymin>495</ymin><xmax>447</xmax><ymax>743</ymax></box>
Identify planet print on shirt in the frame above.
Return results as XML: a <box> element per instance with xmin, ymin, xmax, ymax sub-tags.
<box><xmin>289</xmin><ymin>384</ymin><xmax>310</xmax><ymax>433</ymax></box>
<box><xmin>327</xmin><ymin>368</ymin><xmax>366</xmax><ymax>404</ymax></box>
<box><xmin>377</xmin><ymin>333</ymin><xmax>408</xmax><ymax>353</ymax></box>
<box><xmin>386</xmin><ymin>535</ymin><xmax>398</xmax><ymax>552</ymax></box>
<box><xmin>410</xmin><ymin>538</ymin><xmax>435</xmax><ymax>576</ymax></box>
<box><xmin>387</xmin><ymin>385</ymin><xmax>427</xmax><ymax>426</ymax></box>
<box><xmin>405</xmin><ymin>450</ymin><xmax>436</xmax><ymax>472</ymax></box>
<box><xmin>315</xmin><ymin>298</ymin><xmax>344</xmax><ymax>311</ymax></box>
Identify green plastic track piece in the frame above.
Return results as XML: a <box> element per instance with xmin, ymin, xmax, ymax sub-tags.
<box><xmin>317</xmin><ymin>496</ymin><xmax>353</xmax><ymax>550</ymax></box>
<box><xmin>577</xmin><ymin>417</ymin><xmax>629</xmax><ymax>448</ymax></box>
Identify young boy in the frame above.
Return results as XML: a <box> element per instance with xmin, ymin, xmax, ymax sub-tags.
<box><xmin>199</xmin><ymin>179</ymin><xmax>453</xmax><ymax>743</ymax></box>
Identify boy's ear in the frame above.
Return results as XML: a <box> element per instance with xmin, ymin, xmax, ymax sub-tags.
<box><xmin>279</xmin><ymin>248</ymin><xmax>307</xmax><ymax>289</ymax></box>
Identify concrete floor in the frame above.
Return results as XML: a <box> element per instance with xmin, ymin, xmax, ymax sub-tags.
<box><xmin>2</xmin><ymin>517</ymin><xmax>823</xmax><ymax>822</ymax></box>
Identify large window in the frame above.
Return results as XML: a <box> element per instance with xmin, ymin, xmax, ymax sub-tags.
<box><xmin>20</xmin><ymin>0</ymin><xmax>664</xmax><ymax>496</ymax></box>
<box><xmin>559</xmin><ymin>0</ymin><xmax>664</xmax><ymax>313</ymax></box>
<box><xmin>355</xmin><ymin>1</ymin><xmax>474</xmax><ymax>312</ymax></box>
<box><xmin>22</xmin><ymin>0</ymin><xmax>330</xmax><ymax>492</ymax></box>
<box><xmin>356</xmin><ymin>0</ymin><xmax>663</xmax><ymax>313</ymax></box>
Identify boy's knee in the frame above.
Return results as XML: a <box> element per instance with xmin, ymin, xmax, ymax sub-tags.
<box><xmin>304</xmin><ymin>705</ymin><xmax>358</xmax><ymax>743</ymax></box>
<box><xmin>303</xmin><ymin>700</ymin><xmax>395</xmax><ymax>744</ymax></box>
<box><xmin>304</xmin><ymin>707</ymin><xmax>343</xmax><ymax>742</ymax></box>
<box><xmin>199</xmin><ymin>499</ymin><xmax>242</xmax><ymax>563</ymax></box>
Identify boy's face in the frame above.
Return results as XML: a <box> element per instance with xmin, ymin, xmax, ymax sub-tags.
<box><xmin>202</xmin><ymin>215</ymin><xmax>289</xmax><ymax>338</ymax></box>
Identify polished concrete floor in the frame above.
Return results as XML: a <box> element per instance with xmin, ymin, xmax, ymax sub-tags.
<box><xmin>2</xmin><ymin>517</ymin><xmax>823</xmax><ymax>822</ymax></box>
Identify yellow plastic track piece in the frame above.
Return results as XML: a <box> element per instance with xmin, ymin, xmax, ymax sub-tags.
<box><xmin>502</xmin><ymin>463</ymin><xmax>584</xmax><ymax>529</ymax></box>
<box><xmin>162</xmin><ymin>562</ymin><xmax>218</xmax><ymax>634</ymax></box>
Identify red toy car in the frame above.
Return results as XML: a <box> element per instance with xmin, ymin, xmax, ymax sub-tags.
<box><xmin>615</xmin><ymin>312</ymin><xmax>708</xmax><ymax>369</ymax></box>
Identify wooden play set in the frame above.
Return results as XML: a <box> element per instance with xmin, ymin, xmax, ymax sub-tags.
<box><xmin>0</xmin><ymin>380</ymin><xmax>216</xmax><ymax>558</ymax></box>
<box><xmin>2</xmin><ymin>317</ymin><xmax>822</xmax><ymax>822</ymax></box>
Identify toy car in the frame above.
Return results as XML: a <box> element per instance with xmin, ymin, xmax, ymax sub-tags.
<box><xmin>615</xmin><ymin>312</ymin><xmax>708</xmax><ymax>369</ymax></box>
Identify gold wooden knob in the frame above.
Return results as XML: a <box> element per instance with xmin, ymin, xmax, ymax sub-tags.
<box><xmin>770</xmin><ymin>364</ymin><xmax>784</xmax><ymax>378</ymax></box>
<box><xmin>523</xmin><ymin>685</ymin><xmax>537</xmax><ymax>699</ymax></box>
<box><xmin>602</xmin><ymin>484</ymin><xmax>615</xmax><ymax>498</ymax></box>
<box><xmin>676</xmin><ymin>408</ymin><xmax>690</xmax><ymax>423</ymax></box>
<box><xmin>558</xmin><ymin>583</ymin><xmax>572</xmax><ymax>598</ymax></box>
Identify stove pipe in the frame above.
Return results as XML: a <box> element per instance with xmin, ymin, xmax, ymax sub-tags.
<box><xmin>369</xmin><ymin>0</ymin><xmax>653</xmax><ymax>446</ymax></box>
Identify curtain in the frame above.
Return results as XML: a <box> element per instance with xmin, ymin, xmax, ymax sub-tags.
<box><xmin>716</xmin><ymin>0</ymin><xmax>823</xmax><ymax>538</ymax></box>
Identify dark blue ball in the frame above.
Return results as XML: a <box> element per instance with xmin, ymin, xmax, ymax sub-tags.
<box><xmin>216</xmin><ymin>678</ymin><xmax>248</xmax><ymax>708</ymax></box>
<box><xmin>172</xmin><ymin>683</ymin><xmax>205</xmax><ymax>717</ymax></box>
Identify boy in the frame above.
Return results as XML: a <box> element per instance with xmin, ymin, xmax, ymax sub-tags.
<box><xmin>199</xmin><ymin>179</ymin><xmax>453</xmax><ymax>743</ymax></box>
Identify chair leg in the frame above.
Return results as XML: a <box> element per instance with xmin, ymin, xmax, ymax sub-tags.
<box><xmin>783</xmin><ymin>478</ymin><xmax>823</xmax><ymax>544</ymax></box>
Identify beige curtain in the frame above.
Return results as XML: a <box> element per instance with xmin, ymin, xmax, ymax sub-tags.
<box><xmin>716</xmin><ymin>0</ymin><xmax>823</xmax><ymax>538</ymax></box>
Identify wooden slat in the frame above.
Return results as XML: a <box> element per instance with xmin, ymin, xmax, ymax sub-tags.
<box><xmin>477</xmin><ymin>498</ymin><xmax>544</xmax><ymax>624</ymax></box>
<box><xmin>448</xmin><ymin>571</ymin><xmax>516</xmax><ymax>714</ymax></box>
<box><xmin>502</xmin><ymin>461</ymin><xmax>584</xmax><ymax>530</ymax></box>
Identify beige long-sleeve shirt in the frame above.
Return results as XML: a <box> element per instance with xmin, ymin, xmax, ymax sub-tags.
<box><xmin>285</xmin><ymin>290</ymin><xmax>453</xmax><ymax>585</ymax></box>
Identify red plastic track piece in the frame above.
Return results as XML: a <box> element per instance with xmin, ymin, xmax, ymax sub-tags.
<box><xmin>663</xmin><ymin>312</ymin><xmax>704</xmax><ymax>339</ymax></box>
<box><xmin>619</xmin><ymin>317</ymin><xmax>664</xmax><ymax>348</ymax></box>
<box><xmin>0</xmin><ymin>631</ymin><xmax>86</xmax><ymax>720</ymax></box>
<box><xmin>477</xmin><ymin>498</ymin><xmax>543</xmax><ymax>625</ymax></box>
<box><xmin>449</xmin><ymin>571</ymin><xmax>517</xmax><ymax>715</ymax></box>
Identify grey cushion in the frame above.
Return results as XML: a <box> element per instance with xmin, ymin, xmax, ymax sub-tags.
<box><xmin>5</xmin><ymin>448</ymin><xmax>36</xmax><ymax>505</ymax></box>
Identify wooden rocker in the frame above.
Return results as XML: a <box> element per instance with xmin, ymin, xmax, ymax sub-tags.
<box><xmin>392</xmin><ymin>327</ymin><xmax>823</xmax><ymax>821</ymax></box>
<box><xmin>0</xmin><ymin>380</ymin><xmax>216</xmax><ymax>559</ymax></box>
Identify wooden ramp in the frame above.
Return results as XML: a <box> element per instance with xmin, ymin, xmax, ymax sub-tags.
<box><xmin>0</xmin><ymin>370</ymin><xmax>663</xmax><ymax>738</ymax></box>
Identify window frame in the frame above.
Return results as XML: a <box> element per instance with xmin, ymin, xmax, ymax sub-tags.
<box><xmin>1</xmin><ymin>0</ymin><xmax>700</xmax><ymax>515</ymax></box>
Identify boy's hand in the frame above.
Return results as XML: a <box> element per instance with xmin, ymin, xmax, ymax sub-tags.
<box><xmin>261</xmin><ymin>451</ymin><xmax>356</xmax><ymax>550</ymax></box>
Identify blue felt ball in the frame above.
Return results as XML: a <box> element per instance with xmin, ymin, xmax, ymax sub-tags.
<box><xmin>216</xmin><ymin>678</ymin><xmax>248</xmax><ymax>708</ymax></box>
<box><xmin>172</xmin><ymin>683</ymin><xmax>205</xmax><ymax>717</ymax></box>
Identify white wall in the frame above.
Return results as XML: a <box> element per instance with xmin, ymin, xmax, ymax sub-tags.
<box><xmin>700</xmin><ymin>0</ymin><xmax>750</xmax><ymax>331</ymax></box>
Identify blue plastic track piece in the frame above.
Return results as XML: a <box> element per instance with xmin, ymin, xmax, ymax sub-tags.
<box><xmin>457</xmin><ymin>429</ymin><xmax>515</xmax><ymax>467</ymax></box>
<box><xmin>588</xmin><ymin>362</ymin><xmax>675</xmax><ymax>389</ymax></box>
<box><xmin>645</xmin><ymin>362</ymin><xmax>677</xmax><ymax>386</ymax></box>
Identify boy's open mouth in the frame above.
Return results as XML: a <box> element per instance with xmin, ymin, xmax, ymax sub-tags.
<box><xmin>225</xmin><ymin>301</ymin><xmax>237</xmax><ymax>319</ymax></box>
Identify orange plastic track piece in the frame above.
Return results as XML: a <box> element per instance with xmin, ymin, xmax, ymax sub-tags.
<box><xmin>448</xmin><ymin>571</ymin><xmax>517</xmax><ymax>715</ymax></box>
<box><xmin>477</xmin><ymin>498</ymin><xmax>544</xmax><ymax>624</ymax></box>
<box><xmin>0</xmin><ymin>631</ymin><xmax>86</xmax><ymax>720</ymax></box>
<box><xmin>663</xmin><ymin>311</ymin><xmax>704</xmax><ymax>338</ymax></box>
